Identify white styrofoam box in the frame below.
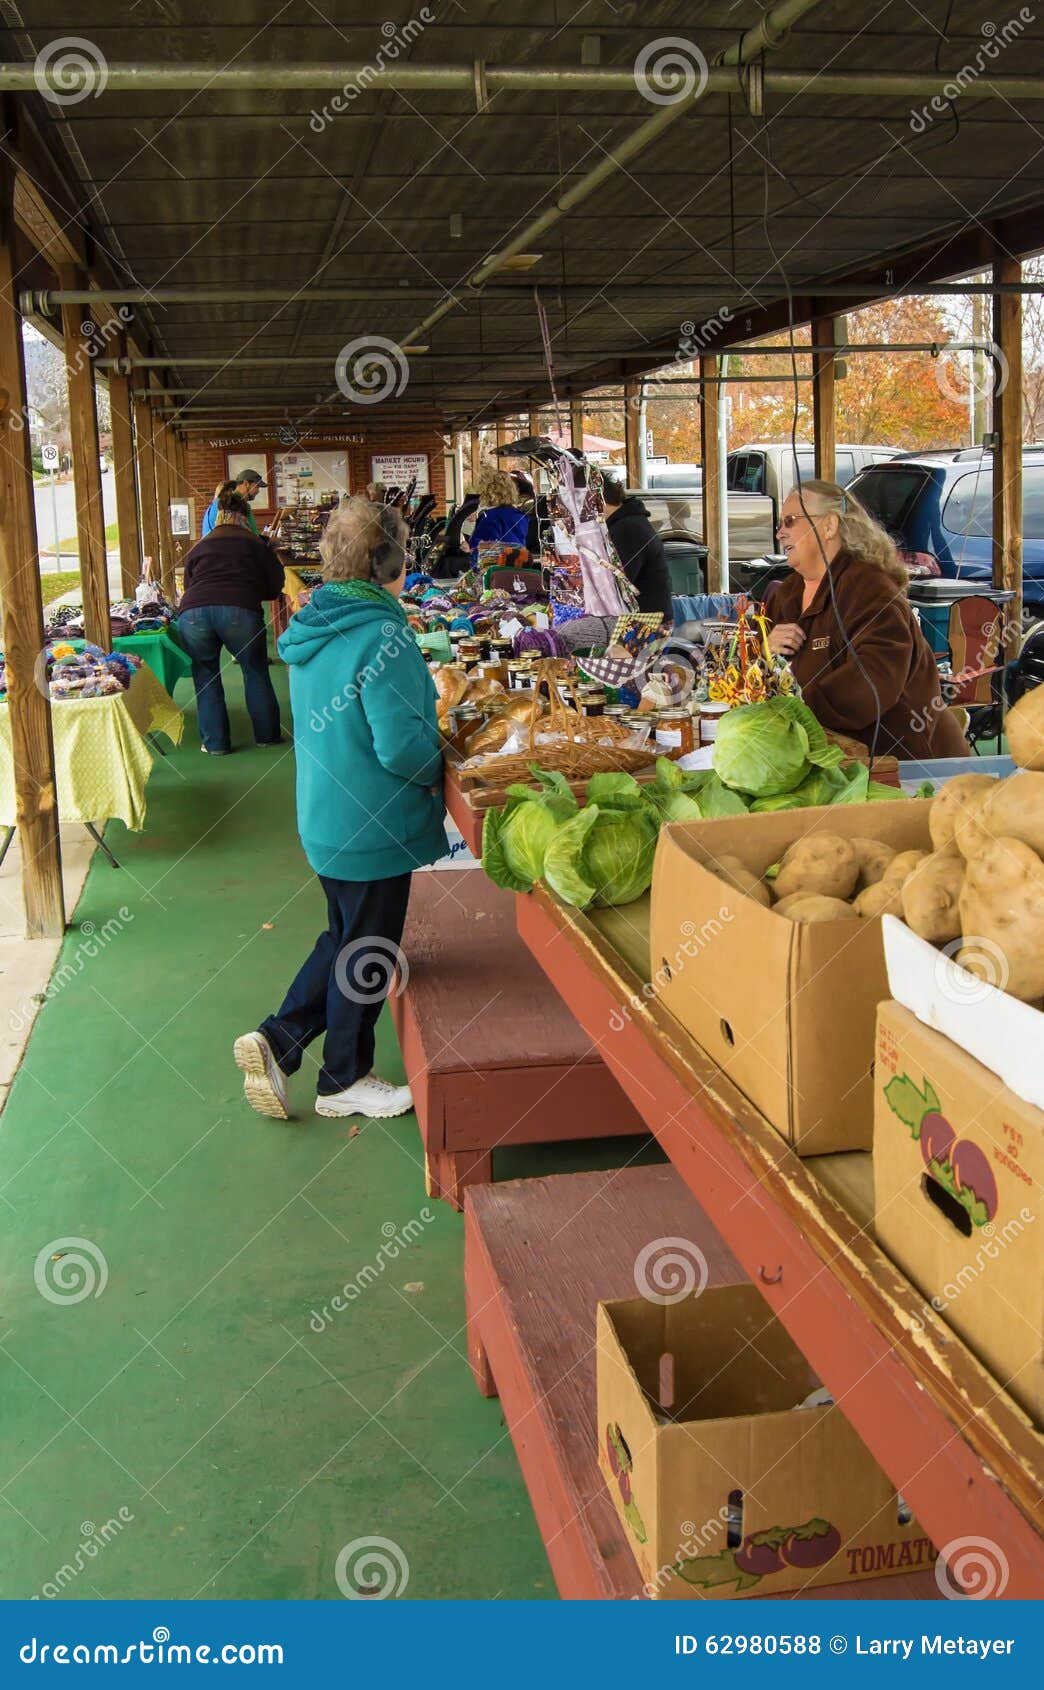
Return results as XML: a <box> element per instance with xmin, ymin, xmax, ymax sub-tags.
<box><xmin>881</xmin><ymin>914</ymin><xmax>1044</xmax><ymax>1112</ymax></box>
<box><xmin>419</xmin><ymin>821</ymin><xmax>479</xmax><ymax>872</ymax></box>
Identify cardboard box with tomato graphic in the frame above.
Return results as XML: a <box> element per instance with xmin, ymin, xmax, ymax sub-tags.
<box><xmin>873</xmin><ymin>1000</ymin><xmax>1043</xmax><ymax>1427</ymax></box>
<box><xmin>596</xmin><ymin>1283</ymin><xmax>933</xmax><ymax>1598</ymax></box>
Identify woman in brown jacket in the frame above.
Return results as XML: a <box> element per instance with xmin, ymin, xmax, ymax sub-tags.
<box><xmin>766</xmin><ymin>479</ymin><xmax>967</xmax><ymax>761</ymax></box>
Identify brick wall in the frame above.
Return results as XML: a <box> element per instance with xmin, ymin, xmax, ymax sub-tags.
<box><xmin>183</xmin><ymin>428</ymin><xmax>447</xmax><ymax>539</ymax></box>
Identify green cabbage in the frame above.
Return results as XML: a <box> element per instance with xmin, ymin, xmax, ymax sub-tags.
<box><xmin>482</xmin><ymin>769</ymin><xmax>578</xmax><ymax>892</ymax></box>
<box><xmin>648</xmin><ymin>757</ymin><xmax>749</xmax><ymax>822</ymax></box>
<box><xmin>542</xmin><ymin>802</ymin><xmax>659</xmax><ymax>910</ymax></box>
<box><xmin>713</xmin><ymin>696</ymin><xmax>844</xmax><ymax>798</ymax></box>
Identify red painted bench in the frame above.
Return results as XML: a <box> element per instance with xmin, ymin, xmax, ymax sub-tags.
<box><xmin>464</xmin><ymin>1164</ymin><xmax>942</xmax><ymax>1601</ymax></box>
<box><xmin>390</xmin><ymin>869</ymin><xmax>643</xmax><ymax>1208</ymax></box>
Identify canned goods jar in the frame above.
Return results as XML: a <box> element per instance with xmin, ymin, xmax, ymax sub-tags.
<box><xmin>507</xmin><ymin>661</ymin><xmax>538</xmax><ymax>692</ymax></box>
<box><xmin>474</xmin><ymin>660</ymin><xmax>509</xmax><ymax>685</ymax></box>
<box><xmin>699</xmin><ymin>701</ymin><xmax>731</xmax><ymax>745</ymax></box>
<box><xmin>457</xmin><ymin>637</ymin><xmax>483</xmax><ymax>662</ymax></box>
<box><xmin>621</xmin><ymin>710</ymin><xmax>651</xmax><ymax>736</ymax></box>
<box><xmin>653</xmin><ymin>709</ymin><xmax>696</xmax><ymax>756</ymax></box>
<box><xmin>579</xmin><ymin>689</ymin><xmax>608</xmax><ymax>717</ymax></box>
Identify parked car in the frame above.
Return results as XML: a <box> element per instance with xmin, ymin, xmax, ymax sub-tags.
<box><xmin>847</xmin><ymin>447</ymin><xmax>1044</xmax><ymax>610</ymax></box>
<box><xmin>726</xmin><ymin>441</ymin><xmax>902</xmax><ymax>515</ymax></box>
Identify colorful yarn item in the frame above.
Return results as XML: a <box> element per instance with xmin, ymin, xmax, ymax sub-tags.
<box><xmin>512</xmin><ymin>629</ymin><xmax>568</xmax><ymax>658</ymax></box>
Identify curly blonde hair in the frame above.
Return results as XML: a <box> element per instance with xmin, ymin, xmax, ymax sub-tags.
<box><xmin>797</xmin><ymin>479</ymin><xmax>908</xmax><ymax>586</ymax></box>
<box><xmin>320</xmin><ymin>495</ymin><xmax>406</xmax><ymax>582</ymax></box>
<box><xmin>477</xmin><ymin>464</ymin><xmax>517</xmax><ymax>509</ymax></box>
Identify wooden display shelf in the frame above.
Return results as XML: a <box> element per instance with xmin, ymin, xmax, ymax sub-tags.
<box><xmin>389</xmin><ymin>869</ymin><xmax>643</xmax><ymax>1208</ymax></box>
<box><xmin>465</xmin><ymin>1164</ymin><xmax>940</xmax><ymax>1601</ymax></box>
<box><xmin>514</xmin><ymin>886</ymin><xmax>1044</xmax><ymax>1595</ymax></box>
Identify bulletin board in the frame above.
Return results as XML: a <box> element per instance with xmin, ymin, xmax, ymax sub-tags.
<box><xmin>273</xmin><ymin>449</ymin><xmax>350</xmax><ymax>506</ymax></box>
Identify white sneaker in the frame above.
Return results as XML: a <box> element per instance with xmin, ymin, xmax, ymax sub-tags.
<box><xmin>315</xmin><ymin>1074</ymin><xmax>413</xmax><ymax>1119</ymax></box>
<box><xmin>233</xmin><ymin>1031</ymin><xmax>290</xmax><ymax>1120</ymax></box>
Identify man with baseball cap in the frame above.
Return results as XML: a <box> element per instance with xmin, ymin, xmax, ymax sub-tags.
<box><xmin>202</xmin><ymin>469</ymin><xmax>265</xmax><ymax>536</ymax></box>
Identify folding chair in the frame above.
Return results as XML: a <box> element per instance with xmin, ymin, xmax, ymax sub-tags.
<box><xmin>943</xmin><ymin>595</ymin><xmax>1006</xmax><ymax>753</ymax></box>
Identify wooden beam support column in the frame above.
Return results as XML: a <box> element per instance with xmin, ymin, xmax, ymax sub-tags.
<box><xmin>993</xmin><ymin>256</ymin><xmax>1023</xmax><ymax>655</ymax></box>
<box><xmin>0</xmin><ymin>159</ymin><xmax>64</xmax><ymax>937</ymax></box>
<box><xmin>623</xmin><ymin>382</ymin><xmax>642</xmax><ymax>487</ymax></box>
<box><xmin>699</xmin><ymin>354</ymin><xmax>723</xmax><ymax>593</ymax></box>
<box><xmin>152</xmin><ymin>414</ymin><xmax>175</xmax><ymax>596</ymax></box>
<box><xmin>469</xmin><ymin>429</ymin><xmax>482</xmax><ymax>488</ymax></box>
<box><xmin>495</xmin><ymin>421</ymin><xmax>511</xmax><ymax>453</ymax></box>
<box><xmin>812</xmin><ymin>311</ymin><xmax>837</xmax><ymax>483</ymax></box>
<box><xmin>107</xmin><ymin>338</ymin><xmax>140</xmax><ymax>596</ymax></box>
<box><xmin>132</xmin><ymin>397</ymin><xmax>160</xmax><ymax>577</ymax></box>
<box><xmin>570</xmin><ymin>399</ymin><xmax>584</xmax><ymax>452</ymax></box>
<box><xmin>58</xmin><ymin>266</ymin><xmax>109</xmax><ymax>649</ymax></box>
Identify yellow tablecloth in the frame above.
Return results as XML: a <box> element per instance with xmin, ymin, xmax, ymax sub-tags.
<box><xmin>0</xmin><ymin>665</ymin><xmax>184</xmax><ymax>833</ymax></box>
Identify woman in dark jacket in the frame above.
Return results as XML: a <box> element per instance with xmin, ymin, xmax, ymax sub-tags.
<box><xmin>178</xmin><ymin>491</ymin><xmax>286</xmax><ymax>754</ymax></box>
<box><xmin>767</xmin><ymin>480</ymin><xmax>967</xmax><ymax>761</ymax></box>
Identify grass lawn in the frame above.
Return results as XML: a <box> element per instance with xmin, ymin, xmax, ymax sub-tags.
<box><xmin>49</xmin><ymin>520</ymin><xmax>120</xmax><ymax>556</ymax></box>
<box><xmin>39</xmin><ymin>569</ymin><xmax>82</xmax><ymax>606</ymax></box>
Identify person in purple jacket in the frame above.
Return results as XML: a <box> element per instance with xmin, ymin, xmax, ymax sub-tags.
<box><xmin>468</xmin><ymin>465</ymin><xmax>529</xmax><ymax>564</ymax></box>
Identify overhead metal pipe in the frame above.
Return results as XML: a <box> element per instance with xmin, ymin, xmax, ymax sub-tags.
<box><xmin>21</xmin><ymin>281</ymin><xmax>1044</xmax><ymax>312</ymax></box>
<box><xmin>10</xmin><ymin>59</ymin><xmax>1044</xmax><ymax>101</ymax></box>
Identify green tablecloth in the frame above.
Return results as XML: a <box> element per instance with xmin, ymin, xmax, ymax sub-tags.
<box><xmin>112</xmin><ymin>627</ymin><xmax>193</xmax><ymax>693</ymax></box>
<box><xmin>0</xmin><ymin>665</ymin><xmax>183</xmax><ymax>832</ymax></box>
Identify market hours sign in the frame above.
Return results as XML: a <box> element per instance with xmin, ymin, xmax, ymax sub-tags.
<box><xmin>370</xmin><ymin>453</ymin><xmax>429</xmax><ymax>493</ymax></box>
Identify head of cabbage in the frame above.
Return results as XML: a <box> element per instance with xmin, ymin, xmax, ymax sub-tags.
<box><xmin>542</xmin><ymin>800</ymin><xmax>659</xmax><ymax>910</ymax></box>
<box><xmin>713</xmin><ymin>696</ymin><xmax>844</xmax><ymax>799</ymax></box>
<box><xmin>481</xmin><ymin>768</ymin><xmax>578</xmax><ymax>892</ymax></box>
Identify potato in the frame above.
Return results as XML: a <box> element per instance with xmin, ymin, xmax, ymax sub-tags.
<box><xmin>853</xmin><ymin>880</ymin><xmax>904</xmax><ymax>918</ymax></box>
<box><xmin>850</xmin><ymin>836</ymin><xmax>897</xmax><ymax>890</ymax></box>
<box><xmin>954</xmin><ymin>771</ymin><xmax>1044</xmax><ymax>861</ymax></box>
<box><xmin>710</xmin><ymin>852</ymin><xmax>772</xmax><ymax>908</ymax></box>
<box><xmin>929</xmin><ymin>773</ymin><xmax>999</xmax><ymax>856</ymax></box>
<box><xmin>1006</xmin><ymin>686</ymin><xmax>1044</xmax><ymax>771</ymax></box>
<box><xmin>957</xmin><ymin>836</ymin><xmax>1044</xmax><ymax>1001</ymax></box>
<box><xmin>776</xmin><ymin>894</ymin><xmax>858</xmax><ymax>923</ymax></box>
<box><xmin>900</xmin><ymin>853</ymin><xmax>966</xmax><ymax>944</ymax></box>
<box><xmin>773</xmin><ymin>833</ymin><xmax>859</xmax><ymax>902</ymax></box>
<box><xmin>881</xmin><ymin>848</ymin><xmax>930</xmax><ymax>888</ymax></box>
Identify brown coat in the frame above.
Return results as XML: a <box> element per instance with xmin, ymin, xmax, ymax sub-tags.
<box><xmin>767</xmin><ymin>550</ymin><xmax>966</xmax><ymax>761</ymax></box>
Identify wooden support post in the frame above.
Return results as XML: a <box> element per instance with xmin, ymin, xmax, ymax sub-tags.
<box><xmin>623</xmin><ymin>382</ymin><xmax>642</xmax><ymax>487</ymax></box>
<box><xmin>133</xmin><ymin>397</ymin><xmax>160</xmax><ymax>578</ymax></box>
<box><xmin>495</xmin><ymin>421</ymin><xmax>511</xmax><ymax>453</ymax></box>
<box><xmin>469</xmin><ymin>429</ymin><xmax>482</xmax><ymax>488</ymax></box>
<box><xmin>570</xmin><ymin>399</ymin><xmax>584</xmax><ymax>453</ymax></box>
<box><xmin>0</xmin><ymin>160</ymin><xmax>64</xmax><ymax>937</ymax></box>
<box><xmin>993</xmin><ymin>256</ymin><xmax>1023</xmax><ymax>655</ymax></box>
<box><xmin>58</xmin><ymin>267</ymin><xmax>110</xmax><ymax>649</ymax></box>
<box><xmin>812</xmin><ymin>313</ymin><xmax>836</xmax><ymax>484</ymax></box>
<box><xmin>107</xmin><ymin>340</ymin><xmax>140</xmax><ymax>596</ymax></box>
<box><xmin>152</xmin><ymin>415</ymin><xmax>175</xmax><ymax>596</ymax></box>
<box><xmin>699</xmin><ymin>354</ymin><xmax>723</xmax><ymax>593</ymax></box>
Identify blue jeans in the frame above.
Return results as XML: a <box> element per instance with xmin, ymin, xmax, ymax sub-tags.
<box><xmin>178</xmin><ymin>605</ymin><xmax>281</xmax><ymax>753</ymax></box>
<box><xmin>259</xmin><ymin>872</ymin><xmax>412</xmax><ymax>1095</ymax></box>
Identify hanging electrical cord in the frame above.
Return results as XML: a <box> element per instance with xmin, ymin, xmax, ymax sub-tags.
<box><xmin>755</xmin><ymin>80</ymin><xmax>887</xmax><ymax>775</ymax></box>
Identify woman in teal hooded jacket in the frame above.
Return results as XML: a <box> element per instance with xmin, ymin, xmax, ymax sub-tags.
<box><xmin>234</xmin><ymin>498</ymin><xmax>446</xmax><ymax>1121</ymax></box>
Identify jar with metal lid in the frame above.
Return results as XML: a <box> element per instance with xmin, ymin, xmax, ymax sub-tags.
<box><xmin>474</xmin><ymin>659</ymin><xmax>509</xmax><ymax>686</ymax></box>
<box><xmin>653</xmin><ymin>708</ymin><xmax>696</xmax><ymax>756</ymax></box>
<box><xmin>698</xmin><ymin>701</ymin><xmax>731</xmax><ymax>745</ymax></box>
<box><xmin>457</xmin><ymin>637</ymin><xmax>483</xmax><ymax>662</ymax></box>
<box><xmin>603</xmin><ymin>703</ymin><xmax>628</xmax><ymax>720</ymax></box>
<box><xmin>621</xmin><ymin>709</ymin><xmax>651</xmax><ymax>737</ymax></box>
<box><xmin>507</xmin><ymin>661</ymin><xmax>538</xmax><ymax>691</ymax></box>
<box><xmin>579</xmin><ymin>689</ymin><xmax>607</xmax><ymax>717</ymax></box>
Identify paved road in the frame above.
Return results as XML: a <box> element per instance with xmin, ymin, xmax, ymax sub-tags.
<box><xmin>35</xmin><ymin>467</ymin><xmax>118</xmax><ymax>574</ymax></box>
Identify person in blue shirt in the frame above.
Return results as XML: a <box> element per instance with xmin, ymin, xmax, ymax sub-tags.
<box><xmin>233</xmin><ymin>496</ymin><xmax>446</xmax><ymax>1123</ymax></box>
<box><xmin>202</xmin><ymin>469</ymin><xmax>265</xmax><ymax>535</ymax></box>
<box><xmin>468</xmin><ymin>464</ymin><xmax>528</xmax><ymax>563</ymax></box>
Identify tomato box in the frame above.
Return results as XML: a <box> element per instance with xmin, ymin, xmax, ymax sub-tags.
<box><xmin>596</xmin><ymin>1283</ymin><xmax>934</xmax><ymax>1599</ymax></box>
<box><xmin>649</xmin><ymin>801</ymin><xmax>932</xmax><ymax>1153</ymax></box>
<box><xmin>873</xmin><ymin>999</ymin><xmax>1044</xmax><ymax>1427</ymax></box>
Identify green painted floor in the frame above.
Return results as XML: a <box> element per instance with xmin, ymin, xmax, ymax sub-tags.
<box><xmin>0</xmin><ymin>659</ymin><xmax>661</xmax><ymax>1601</ymax></box>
